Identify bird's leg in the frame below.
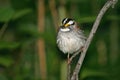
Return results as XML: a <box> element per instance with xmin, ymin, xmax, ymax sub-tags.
<box><xmin>67</xmin><ymin>53</ymin><xmax>70</xmax><ymax>64</ymax></box>
<box><xmin>70</xmin><ymin>46</ymin><xmax>84</xmax><ymax>62</ymax></box>
<box><xmin>80</xmin><ymin>46</ymin><xmax>84</xmax><ymax>52</ymax></box>
<box><xmin>70</xmin><ymin>51</ymin><xmax>80</xmax><ymax>62</ymax></box>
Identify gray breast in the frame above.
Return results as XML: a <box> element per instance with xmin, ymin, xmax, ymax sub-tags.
<box><xmin>57</xmin><ymin>30</ymin><xmax>85</xmax><ymax>54</ymax></box>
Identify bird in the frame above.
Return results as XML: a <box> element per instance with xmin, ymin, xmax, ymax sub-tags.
<box><xmin>57</xmin><ymin>18</ymin><xmax>86</xmax><ymax>64</ymax></box>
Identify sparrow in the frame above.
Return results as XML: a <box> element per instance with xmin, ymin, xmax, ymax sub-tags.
<box><xmin>57</xmin><ymin>18</ymin><xmax>86</xmax><ymax>63</ymax></box>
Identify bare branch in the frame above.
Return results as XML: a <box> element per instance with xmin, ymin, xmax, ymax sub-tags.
<box><xmin>67</xmin><ymin>63</ymin><xmax>71</xmax><ymax>80</ymax></box>
<box><xmin>67</xmin><ymin>54</ymin><xmax>71</xmax><ymax>80</ymax></box>
<box><xmin>71</xmin><ymin>0</ymin><xmax>118</xmax><ymax>80</ymax></box>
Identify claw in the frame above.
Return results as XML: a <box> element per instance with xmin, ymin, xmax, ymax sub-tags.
<box><xmin>80</xmin><ymin>46</ymin><xmax>84</xmax><ymax>52</ymax></box>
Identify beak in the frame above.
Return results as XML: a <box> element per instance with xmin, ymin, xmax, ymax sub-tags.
<box><xmin>60</xmin><ymin>23</ymin><xmax>70</xmax><ymax>28</ymax></box>
<box><xmin>64</xmin><ymin>23</ymin><xmax>69</xmax><ymax>27</ymax></box>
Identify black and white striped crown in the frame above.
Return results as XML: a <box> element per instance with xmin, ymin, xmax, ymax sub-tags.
<box><xmin>62</xmin><ymin>18</ymin><xmax>75</xmax><ymax>26</ymax></box>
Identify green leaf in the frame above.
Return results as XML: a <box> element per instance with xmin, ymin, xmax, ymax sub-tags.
<box><xmin>12</xmin><ymin>9</ymin><xmax>32</xmax><ymax>20</ymax></box>
<box><xmin>0</xmin><ymin>74</ymin><xmax>8</xmax><ymax>80</ymax></box>
<box><xmin>0</xmin><ymin>56</ymin><xmax>13</xmax><ymax>67</ymax></box>
<box><xmin>81</xmin><ymin>68</ymin><xmax>107</xmax><ymax>79</ymax></box>
<box><xmin>78</xmin><ymin>16</ymin><xmax>96</xmax><ymax>23</ymax></box>
<box><xmin>0</xmin><ymin>41</ymin><xmax>20</xmax><ymax>49</ymax></box>
<box><xmin>17</xmin><ymin>23</ymin><xmax>40</xmax><ymax>38</ymax></box>
<box><xmin>107</xmin><ymin>15</ymin><xmax>120</xmax><ymax>21</ymax></box>
<box><xmin>0</xmin><ymin>7</ymin><xmax>14</xmax><ymax>22</ymax></box>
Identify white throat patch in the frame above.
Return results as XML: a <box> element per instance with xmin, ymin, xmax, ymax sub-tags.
<box><xmin>60</xmin><ymin>28</ymin><xmax>70</xmax><ymax>32</ymax></box>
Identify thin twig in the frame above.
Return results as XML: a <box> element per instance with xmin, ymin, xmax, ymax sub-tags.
<box><xmin>67</xmin><ymin>63</ymin><xmax>71</xmax><ymax>80</ymax></box>
<box><xmin>71</xmin><ymin>0</ymin><xmax>118</xmax><ymax>80</ymax></box>
<box><xmin>0</xmin><ymin>23</ymin><xmax>8</xmax><ymax>39</ymax></box>
<box><xmin>70</xmin><ymin>50</ymin><xmax>80</xmax><ymax>62</ymax></box>
<box><xmin>67</xmin><ymin>54</ymin><xmax>71</xmax><ymax>80</ymax></box>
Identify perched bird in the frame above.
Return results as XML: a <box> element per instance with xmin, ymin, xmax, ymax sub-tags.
<box><xmin>57</xmin><ymin>18</ymin><xmax>86</xmax><ymax>63</ymax></box>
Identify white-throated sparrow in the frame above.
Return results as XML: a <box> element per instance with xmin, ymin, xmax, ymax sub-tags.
<box><xmin>57</xmin><ymin>18</ymin><xmax>86</xmax><ymax>62</ymax></box>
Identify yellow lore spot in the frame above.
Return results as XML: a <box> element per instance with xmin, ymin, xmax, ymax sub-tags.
<box><xmin>64</xmin><ymin>23</ymin><xmax>70</xmax><ymax>27</ymax></box>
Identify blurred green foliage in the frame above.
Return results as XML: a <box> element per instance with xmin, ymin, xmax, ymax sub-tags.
<box><xmin>0</xmin><ymin>0</ymin><xmax>120</xmax><ymax>80</ymax></box>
